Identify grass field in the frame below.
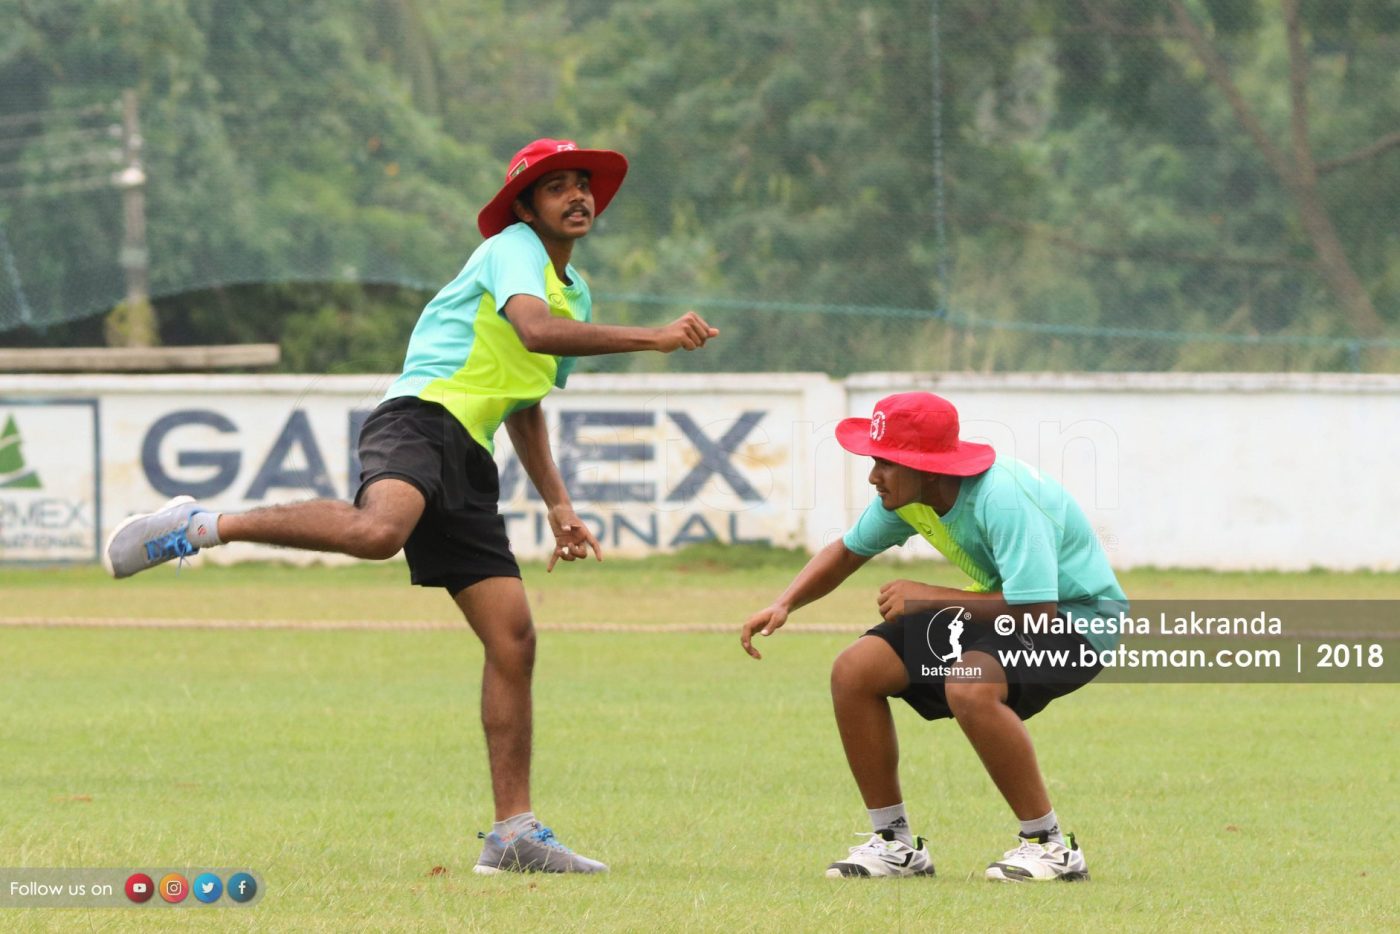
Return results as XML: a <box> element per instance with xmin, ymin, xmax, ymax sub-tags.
<box><xmin>2</xmin><ymin>548</ymin><xmax>1397</xmax><ymax>932</ymax></box>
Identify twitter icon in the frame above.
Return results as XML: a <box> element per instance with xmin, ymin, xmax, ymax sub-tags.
<box><xmin>193</xmin><ymin>873</ymin><xmax>223</xmax><ymax>904</ymax></box>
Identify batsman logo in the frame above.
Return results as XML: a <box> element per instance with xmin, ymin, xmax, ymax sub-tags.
<box><xmin>0</xmin><ymin>414</ymin><xmax>40</xmax><ymax>489</ymax></box>
<box><xmin>925</xmin><ymin>605</ymin><xmax>971</xmax><ymax>663</ymax></box>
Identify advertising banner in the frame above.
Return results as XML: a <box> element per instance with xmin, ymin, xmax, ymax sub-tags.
<box><xmin>0</xmin><ymin>374</ymin><xmax>845</xmax><ymax>566</ymax></box>
<box><xmin>0</xmin><ymin>398</ymin><xmax>100</xmax><ymax>562</ymax></box>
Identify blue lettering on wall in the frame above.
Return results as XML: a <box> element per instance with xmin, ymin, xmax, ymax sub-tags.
<box><xmin>244</xmin><ymin>410</ymin><xmax>337</xmax><ymax>500</ymax></box>
<box><xmin>614</xmin><ymin>513</ymin><xmax>658</xmax><ymax>547</ymax></box>
<box><xmin>669</xmin><ymin>513</ymin><xmax>719</xmax><ymax>547</ymax></box>
<box><xmin>729</xmin><ymin>513</ymin><xmax>770</xmax><ymax>546</ymax></box>
<box><xmin>665</xmin><ymin>411</ymin><xmax>764</xmax><ymax>502</ymax></box>
<box><xmin>558</xmin><ymin>410</ymin><xmax>656</xmax><ymax>502</ymax></box>
<box><xmin>498</xmin><ymin>456</ymin><xmax>544</xmax><ymax>503</ymax></box>
<box><xmin>141</xmin><ymin>410</ymin><xmax>241</xmax><ymax>499</ymax></box>
<box><xmin>499</xmin><ymin>510</ymin><xmax>766</xmax><ymax>551</ymax></box>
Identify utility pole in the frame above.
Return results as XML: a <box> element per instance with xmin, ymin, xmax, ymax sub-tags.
<box><xmin>106</xmin><ymin>89</ymin><xmax>156</xmax><ymax>347</ymax></box>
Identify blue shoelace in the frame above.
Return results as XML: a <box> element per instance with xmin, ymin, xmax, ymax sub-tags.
<box><xmin>528</xmin><ymin>827</ymin><xmax>571</xmax><ymax>852</ymax></box>
<box><xmin>145</xmin><ymin>526</ymin><xmax>198</xmax><ymax>571</ymax></box>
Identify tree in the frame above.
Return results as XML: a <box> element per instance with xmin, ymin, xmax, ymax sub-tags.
<box><xmin>1</xmin><ymin>0</ymin><xmax>1394</xmax><ymax>373</ymax></box>
<box><xmin>1058</xmin><ymin>0</ymin><xmax>1397</xmax><ymax>337</ymax></box>
<box><xmin>563</xmin><ymin>0</ymin><xmax>1048</xmax><ymax>372</ymax></box>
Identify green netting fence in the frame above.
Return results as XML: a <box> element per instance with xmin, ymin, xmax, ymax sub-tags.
<box><xmin>1</xmin><ymin>0</ymin><xmax>1397</xmax><ymax>372</ymax></box>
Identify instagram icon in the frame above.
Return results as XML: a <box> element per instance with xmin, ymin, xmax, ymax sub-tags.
<box><xmin>158</xmin><ymin>873</ymin><xmax>189</xmax><ymax>904</ymax></box>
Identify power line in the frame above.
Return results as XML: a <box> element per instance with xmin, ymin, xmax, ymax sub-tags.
<box><xmin>0</xmin><ymin>150</ymin><xmax>123</xmax><ymax>177</ymax></box>
<box><xmin>0</xmin><ymin>102</ymin><xmax>116</xmax><ymax>130</ymax></box>
<box><xmin>597</xmin><ymin>292</ymin><xmax>1400</xmax><ymax>351</ymax></box>
<box><xmin>0</xmin><ymin>126</ymin><xmax>117</xmax><ymax>153</ymax></box>
<box><xmin>0</xmin><ymin>175</ymin><xmax>115</xmax><ymax>198</ymax></box>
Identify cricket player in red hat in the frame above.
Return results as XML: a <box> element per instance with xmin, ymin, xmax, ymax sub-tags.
<box><xmin>107</xmin><ymin>138</ymin><xmax>719</xmax><ymax>874</ymax></box>
<box><xmin>741</xmin><ymin>392</ymin><xmax>1127</xmax><ymax>882</ymax></box>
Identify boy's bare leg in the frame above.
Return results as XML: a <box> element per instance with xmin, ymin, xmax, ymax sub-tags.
<box><xmin>457</xmin><ymin>576</ymin><xmax>608</xmax><ymax>875</ymax></box>
<box><xmin>949</xmin><ymin>652</ymin><xmax>1090</xmax><ymax>881</ymax></box>
<box><xmin>453</xmin><ymin>576</ymin><xmax>536</xmax><ymax>821</ymax></box>
<box><xmin>105</xmin><ymin>477</ymin><xmax>424</xmax><ymax>578</ymax></box>
<box><xmin>829</xmin><ymin>636</ymin><xmax>911</xmax><ymax>808</ymax></box>
<box><xmin>944</xmin><ymin>651</ymin><xmax>1052</xmax><ymax>819</ymax></box>
<box><xmin>825</xmin><ymin>635</ymin><xmax>937</xmax><ymax>879</ymax></box>
<box><xmin>217</xmin><ymin>478</ymin><xmax>424</xmax><ymax>560</ymax></box>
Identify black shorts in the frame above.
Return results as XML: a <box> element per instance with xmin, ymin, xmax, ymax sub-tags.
<box><xmin>865</xmin><ymin>614</ymin><xmax>1103</xmax><ymax>722</ymax></box>
<box><xmin>355</xmin><ymin>396</ymin><xmax>520</xmax><ymax>595</ymax></box>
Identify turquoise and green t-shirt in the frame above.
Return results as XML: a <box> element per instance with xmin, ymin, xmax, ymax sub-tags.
<box><xmin>383</xmin><ymin>222</ymin><xmax>589</xmax><ymax>453</ymax></box>
<box><xmin>842</xmin><ymin>455</ymin><xmax>1128</xmax><ymax>651</ymax></box>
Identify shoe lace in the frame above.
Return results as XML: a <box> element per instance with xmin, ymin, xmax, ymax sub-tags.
<box><xmin>145</xmin><ymin>526</ymin><xmax>197</xmax><ymax>572</ymax></box>
<box><xmin>848</xmin><ymin>831</ymin><xmax>897</xmax><ymax>856</ymax></box>
<box><xmin>527</xmin><ymin>826</ymin><xmax>572</xmax><ymax>853</ymax></box>
<box><xmin>1005</xmin><ymin>838</ymin><xmax>1047</xmax><ymax>861</ymax></box>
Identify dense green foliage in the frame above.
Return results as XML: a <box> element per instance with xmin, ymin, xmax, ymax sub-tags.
<box><xmin>1</xmin><ymin>0</ymin><xmax>1396</xmax><ymax>371</ymax></box>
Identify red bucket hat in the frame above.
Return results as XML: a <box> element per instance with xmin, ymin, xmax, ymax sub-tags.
<box><xmin>835</xmin><ymin>392</ymin><xmax>995</xmax><ymax>476</ymax></box>
<box><xmin>477</xmin><ymin>138</ymin><xmax>629</xmax><ymax>238</ymax></box>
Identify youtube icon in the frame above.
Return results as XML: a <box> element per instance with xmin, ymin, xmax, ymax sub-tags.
<box><xmin>124</xmin><ymin>873</ymin><xmax>154</xmax><ymax>903</ymax></box>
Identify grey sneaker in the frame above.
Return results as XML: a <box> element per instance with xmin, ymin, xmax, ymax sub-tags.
<box><xmin>103</xmin><ymin>496</ymin><xmax>205</xmax><ymax>579</ymax></box>
<box><xmin>472</xmin><ymin>823</ymin><xmax>608</xmax><ymax>875</ymax></box>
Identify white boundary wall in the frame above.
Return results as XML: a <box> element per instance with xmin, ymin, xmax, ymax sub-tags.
<box><xmin>845</xmin><ymin>372</ymin><xmax>1400</xmax><ymax>572</ymax></box>
<box><xmin>2</xmin><ymin>371</ymin><xmax>1396</xmax><ymax>570</ymax></box>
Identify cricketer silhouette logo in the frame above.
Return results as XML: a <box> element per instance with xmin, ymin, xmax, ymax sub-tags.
<box><xmin>925</xmin><ymin>605</ymin><xmax>972</xmax><ymax>663</ymax></box>
<box><xmin>0</xmin><ymin>415</ymin><xmax>41</xmax><ymax>489</ymax></box>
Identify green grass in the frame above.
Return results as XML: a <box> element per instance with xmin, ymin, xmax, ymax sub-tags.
<box><xmin>1</xmin><ymin>550</ymin><xmax>1397</xmax><ymax>930</ymax></box>
<box><xmin>7</xmin><ymin>543</ymin><xmax>1400</xmax><ymax>626</ymax></box>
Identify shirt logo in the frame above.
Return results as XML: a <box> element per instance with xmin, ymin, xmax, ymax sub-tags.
<box><xmin>870</xmin><ymin>410</ymin><xmax>887</xmax><ymax>442</ymax></box>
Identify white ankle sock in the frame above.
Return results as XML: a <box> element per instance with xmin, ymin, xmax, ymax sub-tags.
<box><xmin>868</xmin><ymin>803</ymin><xmax>914</xmax><ymax>846</ymax></box>
<box><xmin>187</xmin><ymin>512</ymin><xmax>222</xmax><ymax>547</ymax></box>
<box><xmin>494</xmin><ymin>811</ymin><xmax>537</xmax><ymax>841</ymax></box>
<box><xmin>1019</xmin><ymin>809</ymin><xmax>1064</xmax><ymax>845</ymax></box>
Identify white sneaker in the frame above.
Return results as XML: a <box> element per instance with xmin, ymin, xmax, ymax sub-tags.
<box><xmin>825</xmin><ymin>830</ymin><xmax>935</xmax><ymax>878</ymax></box>
<box><xmin>984</xmin><ymin>832</ymin><xmax>1089</xmax><ymax>882</ymax></box>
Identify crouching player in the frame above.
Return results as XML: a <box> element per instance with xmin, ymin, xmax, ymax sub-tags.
<box><xmin>740</xmin><ymin>392</ymin><xmax>1127</xmax><ymax>882</ymax></box>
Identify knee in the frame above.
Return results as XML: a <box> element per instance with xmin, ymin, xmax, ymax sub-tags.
<box><xmin>831</xmin><ymin>645</ymin><xmax>880</xmax><ymax>698</ymax></box>
<box><xmin>944</xmin><ymin>679</ymin><xmax>1001</xmax><ymax>721</ymax></box>
<box><xmin>486</xmin><ymin>622</ymin><xmax>536</xmax><ymax>676</ymax></box>
<box><xmin>354</xmin><ymin>517</ymin><xmax>410</xmax><ymax>561</ymax></box>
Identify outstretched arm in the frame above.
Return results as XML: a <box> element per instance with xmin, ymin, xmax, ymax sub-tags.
<box><xmin>740</xmin><ymin>540</ymin><xmax>871</xmax><ymax>659</ymax></box>
<box><xmin>503</xmin><ymin>295</ymin><xmax>718</xmax><ymax>356</ymax></box>
<box><xmin>504</xmin><ymin>402</ymin><xmax>601</xmax><ymax>572</ymax></box>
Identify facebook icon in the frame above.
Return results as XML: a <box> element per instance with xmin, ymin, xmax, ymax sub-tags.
<box><xmin>227</xmin><ymin>872</ymin><xmax>258</xmax><ymax>904</ymax></box>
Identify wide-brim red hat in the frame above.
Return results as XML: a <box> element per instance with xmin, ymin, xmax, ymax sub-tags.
<box><xmin>835</xmin><ymin>392</ymin><xmax>995</xmax><ymax>476</ymax></box>
<box><xmin>477</xmin><ymin>138</ymin><xmax>628</xmax><ymax>238</ymax></box>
